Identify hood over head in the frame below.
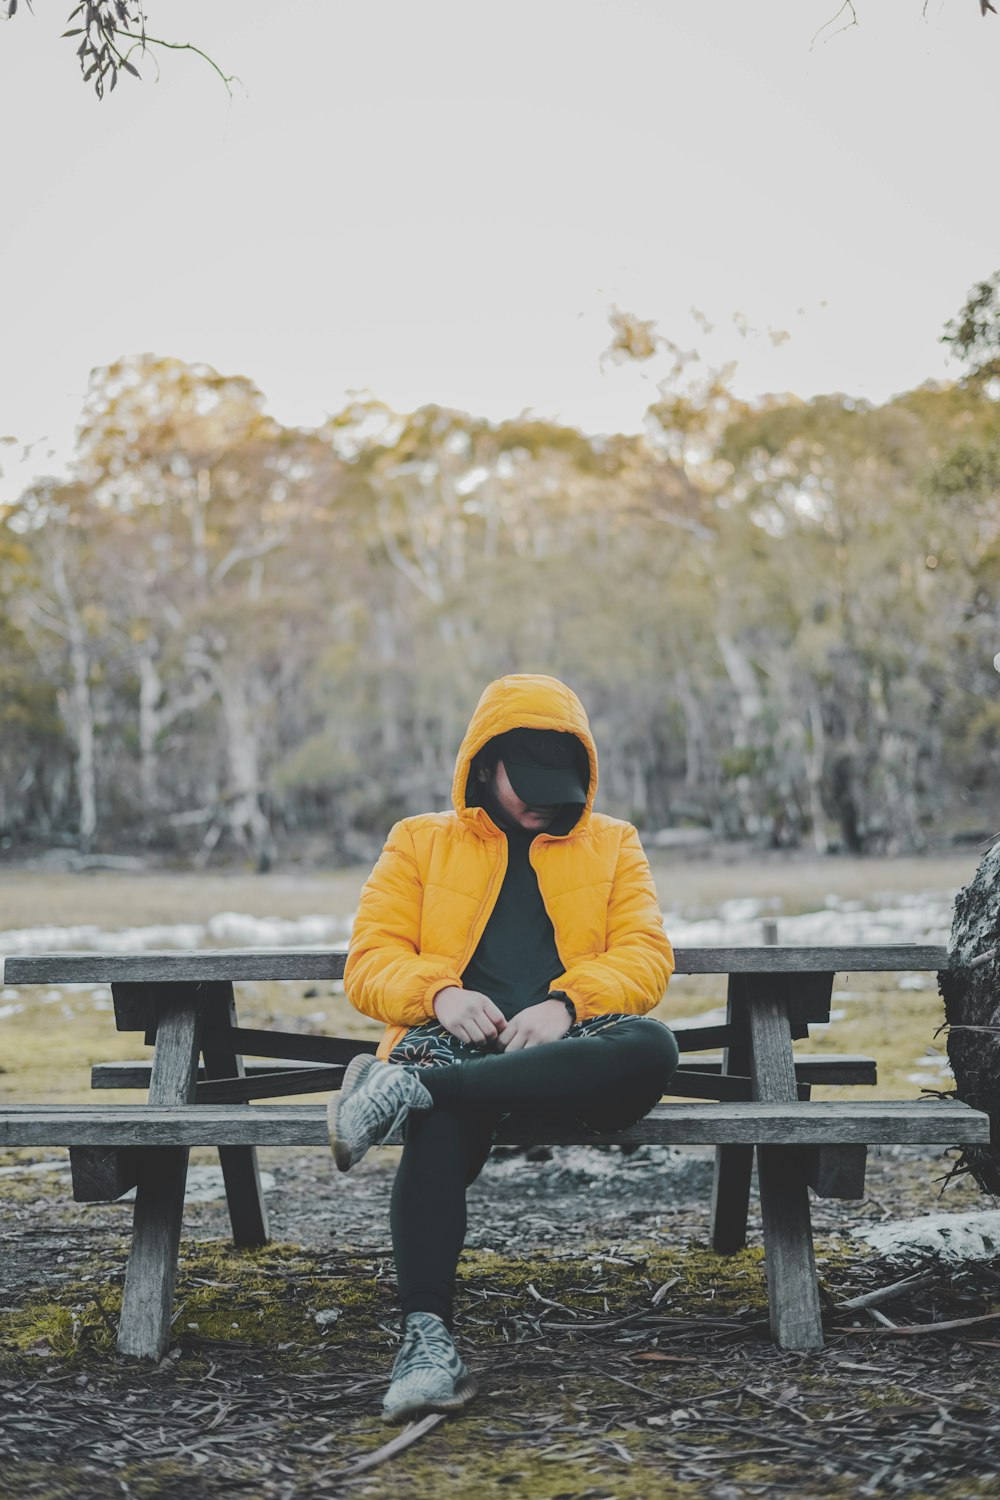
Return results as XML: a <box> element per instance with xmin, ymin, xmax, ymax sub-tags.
<box><xmin>452</xmin><ymin>674</ymin><xmax>598</xmax><ymax>836</ymax></box>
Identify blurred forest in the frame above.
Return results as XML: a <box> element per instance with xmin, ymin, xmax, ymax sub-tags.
<box><xmin>1</xmin><ymin>288</ymin><xmax>999</xmax><ymax>868</ymax></box>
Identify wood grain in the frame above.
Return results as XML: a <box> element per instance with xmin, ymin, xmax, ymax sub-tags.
<box><xmin>757</xmin><ymin>1145</ymin><xmax>824</xmax><ymax>1350</ymax></box>
<box><xmin>116</xmin><ymin>994</ymin><xmax>199</xmax><ymax>1360</ymax></box>
<box><xmin>806</xmin><ymin>1143</ymin><xmax>868</xmax><ymax>1200</ymax></box>
<box><xmin>710</xmin><ymin>973</ymin><xmax>755</xmax><ymax>1253</ymax></box>
<box><xmin>2</xmin><ymin>1099</ymin><xmax>988</xmax><ymax>1148</ymax></box>
<box><xmin>199</xmin><ymin>985</ymin><xmax>269</xmax><ymax>1248</ymax></box>
<box><xmin>742</xmin><ymin>972</ymin><xmax>827</xmax><ymax>1348</ymax></box>
<box><xmin>69</xmin><ymin>1145</ymin><xmax>140</xmax><ymax>1203</ymax></box>
<box><xmin>2</xmin><ymin>943</ymin><xmax>949</xmax><ymax>987</ymax></box>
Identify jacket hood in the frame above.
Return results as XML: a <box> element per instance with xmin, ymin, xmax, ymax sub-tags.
<box><xmin>452</xmin><ymin>674</ymin><xmax>598</xmax><ymax>834</ymax></box>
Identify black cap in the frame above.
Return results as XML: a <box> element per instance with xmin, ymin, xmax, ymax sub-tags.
<box><xmin>491</xmin><ymin>728</ymin><xmax>589</xmax><ymax>807</ymax></box>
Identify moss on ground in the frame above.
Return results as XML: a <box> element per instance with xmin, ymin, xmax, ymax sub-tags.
<box><xmin>0</xmin><ymin>1241</ymin><xmax>394</xmax><ymax>1372</ymax></box>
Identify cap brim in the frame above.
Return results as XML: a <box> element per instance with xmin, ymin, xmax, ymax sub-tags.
<box><xmin>504</xmin><ymin>762</ymin><xmax>588</xmax><ymax>808</ymax></box>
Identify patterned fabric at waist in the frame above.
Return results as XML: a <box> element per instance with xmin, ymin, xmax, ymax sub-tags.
<box><xmin>387</xmin><ymin>1012</ymin><xmax>636</xmax><ymax>1069</ymax></box>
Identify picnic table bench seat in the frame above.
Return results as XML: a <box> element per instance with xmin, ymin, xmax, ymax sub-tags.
<box><xmin>0</xmin><ymin>944</ymin><xmax>990</xmax><ymax>1363</ymax></box>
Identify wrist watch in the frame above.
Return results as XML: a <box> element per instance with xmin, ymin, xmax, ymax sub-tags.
<box><xmin>547</xmin><ymin>990</ymin><xmax>576</xmax><ymax>1024</ymax></box>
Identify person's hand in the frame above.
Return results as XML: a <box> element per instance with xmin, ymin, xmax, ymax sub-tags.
<box><xmin>432</xmin><ymin>986</ymin><xmax>506</xmax><ymax>1046</ymax></box>
<box><xmin>498</xmin><ymin>998</ymin><xmax>572</xmax><ymax>1052</ymax></box>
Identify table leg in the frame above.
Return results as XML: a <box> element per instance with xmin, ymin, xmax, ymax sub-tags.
<box><xmin>710</xmin><ymin>975</ymin><xmax>753</xmax><ymax>1252</ymax></box>
<box><xmin>118</xmin><ymin>993</ymin><xmax>199</xmax><ymax>1360</ymax></box>
<box><xmin>710</xmin><ymin>1144</ymin><xmax>754</xmax><ymax>1253</ymax></box>
<box><xmin>201</xmin><ymin>984</ymin><xmax>269</xmax><ymax>1248</ymax></box>
<box><xmin>746</xmin><ymin>979</ymin><xmax>826</xmax><ymax>1351</ymax></box>
<box><xmin>757</xmin><ymin>1146</ymin><xmax>823</xmax><ymax>1350</ymax></box>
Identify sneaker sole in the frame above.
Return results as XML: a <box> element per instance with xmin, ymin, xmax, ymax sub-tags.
<box><xmin>382</xmin><ymin>1370</ymin><xmax>478</xmax><ymax>1424</ymax></box>
<box><xmin>328</xmin><ymin>1053</ymin><xmax>377</xmax><ymax>1171</ymax></box>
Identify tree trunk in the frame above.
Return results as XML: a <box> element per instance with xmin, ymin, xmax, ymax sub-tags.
<box><xmin>138</xmin><ymin>650</ymin><xmax>162</xmax><ymax>823</ymax></box>
<box><xmin>50</xmin><ymin>546</ymin><xmax>97</xmax><ymax>849</ymax></box>
<box><xmin>804</xmin><ymin>696</ymin><xmax>828</xmax><ymax>855</ymax></box>
<box><xmin>940</xmin><ymin>842</ymin><xmax>1000</xmax><ymax>1194</ymax></box>
<box><xmin>217</xmin><ymin>671</ymin><xmax>276</xmax><ymax>871</ymax></box>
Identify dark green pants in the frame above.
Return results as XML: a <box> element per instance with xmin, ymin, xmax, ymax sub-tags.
<box><xmin>389</xmin><ymin>1015</ymin><xmax>679</xmax><ymax>1326</ymax></box>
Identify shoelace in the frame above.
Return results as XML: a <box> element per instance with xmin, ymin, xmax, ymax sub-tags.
<box><xmin>352</xmin><ymin>1069</ymin><xmax>422</xmax><ymax>1144</ymax></box>
<box><xmin>393</xmin><ymin>1318</ymin><xmax>457</xmax><ymax>1376</ymax></box>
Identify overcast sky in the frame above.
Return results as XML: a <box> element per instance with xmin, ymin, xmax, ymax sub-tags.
<box><xmin>1</xmin><ymin>0</ymin><xmax>997</xmax><ymax>500</ymax></box>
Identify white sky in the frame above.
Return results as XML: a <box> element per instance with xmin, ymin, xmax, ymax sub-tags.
<box><xmin>1</xmin><ymin>0</ymin><xmax>998</xmax><ymax>500</ymax></box>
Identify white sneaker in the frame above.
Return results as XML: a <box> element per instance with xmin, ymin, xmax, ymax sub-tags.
<box><xmin>329</xmin><ymin>1057</ymin><xmax>433</xmax><ymax>1172</ymax></box>
<box><xmin>382</xmin><ymin>1312</ymin><xmax>477</xmax><ymax>1423</ymax></box>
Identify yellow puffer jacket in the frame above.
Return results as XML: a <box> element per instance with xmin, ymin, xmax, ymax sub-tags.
<box><xmin>344</xmin><ymin>673</ymin><xmax>675</xmax><ymax>1058</ymax></box>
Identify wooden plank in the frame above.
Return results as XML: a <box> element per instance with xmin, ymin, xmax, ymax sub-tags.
<box><xmin>744</xmin><ymin>973</ymin><xmax>824</xmax><ymax>1349</ymax></box>
<box><xmin>199</xmin><ymin>987</ymin><xmax>269</xmax><ymax>1249</ymax></box>
<box><xmin>746</xmin><ymin>985</ymin><xmax>799</xmax><ymax>1102</ymax></box>
<box><xmin>2</xmin><ymin>944</ymin><xmax>949</xmax><ymax>987</ymax></box>
<box><xmin>112</xmin><ymin>983</ymin><xmax>156</xmax><ymax>1032</ymax></box>
<box><xmin>683</xmin><ymin>1054</ymin><xmax>877</xmax><ymax>1085</ymax></box>
<box><xmin>757</xmin><ymin>1145</ymin><xmax>824</xmax><ymax>1350</ymax></box>
<box><xmin>806</xmin><ymin>1144</ymin><xmax>868</xmax><ymax>1199</ymax></box>
<box><xmin>117</xmin><ymin>994</ymin><xmax>199</xmax><ymax>1360</ymax></box>
<box><xmin>786</xmin><ymin>972</ymin><xmax>836</xmax><ymax>1035</ymax></box>
<box><xmin>203</xmin><ymin>1028</ymin><xmax>378</xmax><ymax>1064</ymax></box>
<box><xmin>710</xmin><ymin>975</ymin><xmax>754</xmax><ymax>1253</ymax></box>
<box><xmin>196</xmin><ymin>1067</ymin><xmax>344</xmax><ymax>1103</ymax></box>
<box><xmin>3</xmin><ymin>1099</ymin><xmax>987</xmax><ymax>1148</ymax></box>
<box><xmin>672</xmin><ymin>1024</ymin><xmax>734</xmax><ymax>1052</ymax></box>
<box><xmin>674</xmin><ymin>947</ymin><xmax>946</xmax><ymax>975</ymax></box>
<box><xmin>666</xmin><ymin>1070</ymin><xmax>753</xmax><ymax>1103</ymax></box>
<box><xmin>69</xmin><ymin>1145</ymin><xmax>140</xmax><ymax>1202</ymax></box>
<box><xmin>5</xmin><ymin>951</ymin><xmax>349</xmax><ymax>985</ymax></box>
<box><xmin>94</xmin><ymin>1060</ymin><xmax>352</xmax><ymax>1088</ymax></box>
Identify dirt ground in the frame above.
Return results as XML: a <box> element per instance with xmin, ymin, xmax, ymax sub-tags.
<box><xmin>2</xmin><ymin>853</ymin><xmax>998</xmax><ymax>1497</ymax></box>
<box><xmin>3</xmin><ymin>1138</ymin><xmax>1000</xmax><ymax>1500</ymax></box>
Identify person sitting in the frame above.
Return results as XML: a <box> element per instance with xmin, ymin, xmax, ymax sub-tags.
<box><xmin>330</xmin><ymin>672</ymin><xmax>678</xmax><ymax>1422</ymax></box>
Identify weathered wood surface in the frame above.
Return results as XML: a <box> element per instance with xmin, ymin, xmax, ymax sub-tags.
<box><xmin>710</xmin><ymin>975</ymin><xmax>755</xmax><ymax>1253</ymax></box>
<box><xmin>671</xmin><ymin>1024</ymin><xmax>735</xmax><ymax>1051</ymax></box>
<box><xmin>806</xmin><ymin>1143</ymin><xmax>868</xmax><ymax>1200</ymax></box>
<box><xmin>2</xmin><ymin>943</ymin><xmax>950</xmax><ymax>987</ymax></box>
<box><xmin>200</xmin><ymin>985</ymin><xmax>269</xmax><ymax>1248</ymax></box>
<box><xmin>197</xmin><ymin>1068</ymin><xmax>345</xmax><ymax>1103</ymax></box>
<box><xmin>748</xmin><ymin>990</ymin><xmax>803</xmax><ymax>1103</ymax></box>
<box><xmin>69</xmin><ymin>1144</ymin><xmax>140</xmax><ymax>1202</ymax></box>
<box><xmin>745</xmin><ymin>972</ymin><xmax>828</xmax><ymax>1348</ymax></box>
<box><xmin>201</xmin><ymin>1029</ymin><xmax>377</xmax><ymax>1064</ymax></box>
<box><xmin>685</xmin><ymin>1054</ymin><xmax>876</xmax><ymax>1085</ymax></box>
<box><xmin>757</xmin><ymin>1145</ymin><xmax>823</xmax><ymax>1349</ymax></box>
<box><xmin>1</xmin><ymin>1099</ymin><xmax>988</xmax><ymax>1148</ymax></box>
<box><xmin>117</xmin><ymin>994</ymin><xmax>199</xmax><ymax>1360</ymax></box>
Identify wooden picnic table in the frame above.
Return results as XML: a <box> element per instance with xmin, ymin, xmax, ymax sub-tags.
<box><xmin>0</xmin><ymin>944</ymin><xmax>990</xmax><ymax>1361</ymax></box>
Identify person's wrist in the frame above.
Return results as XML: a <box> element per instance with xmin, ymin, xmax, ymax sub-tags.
<box><xmin>547</xmin><ymin>990</ymin><xmax>576</xmax><ymax>1024</ymax></box>
<box><xmin>433</xmin><ymin>985</ymin><xmax>460</xmax><ymax>1018</ymax></box>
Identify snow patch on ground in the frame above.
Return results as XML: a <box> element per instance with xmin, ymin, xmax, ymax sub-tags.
<box><xmin>0</xmin><ymin>889</ymin><xmax>954</xmax><ymax>958</ymax></box>
<box><xmin>120</xmin><ymin>1165</ymin><xmax>278</xmax><ymax>1205</ymax></box>
<box><xmin>853</xmin><ymin>1209</ymin><xmax>1000</xmax><ymax>1262</ymax></box>
<box><xmin>663</xmin><ymin>893</ymin><xmax>954</xmax><ymax>949</ymax></box>
<box><xmin>0</xmin><ymin>915</ymin><xmax>350</xmax><ymax>954</ymax></box>
<box><xmin>907</xmin><ymin>1049</ymin><xmax>954</xmax><ymax>1088</ymax></box>
<box><xmin>0</xmin><ymin>1161</ymin><xmax>276</xmax><ymax>1204</ymax></box>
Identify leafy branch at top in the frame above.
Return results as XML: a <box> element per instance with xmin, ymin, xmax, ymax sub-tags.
<box><xmin>3</xmin><ymin>1</ymin><xmax>238</xmax><ymax>99</ymax></box>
